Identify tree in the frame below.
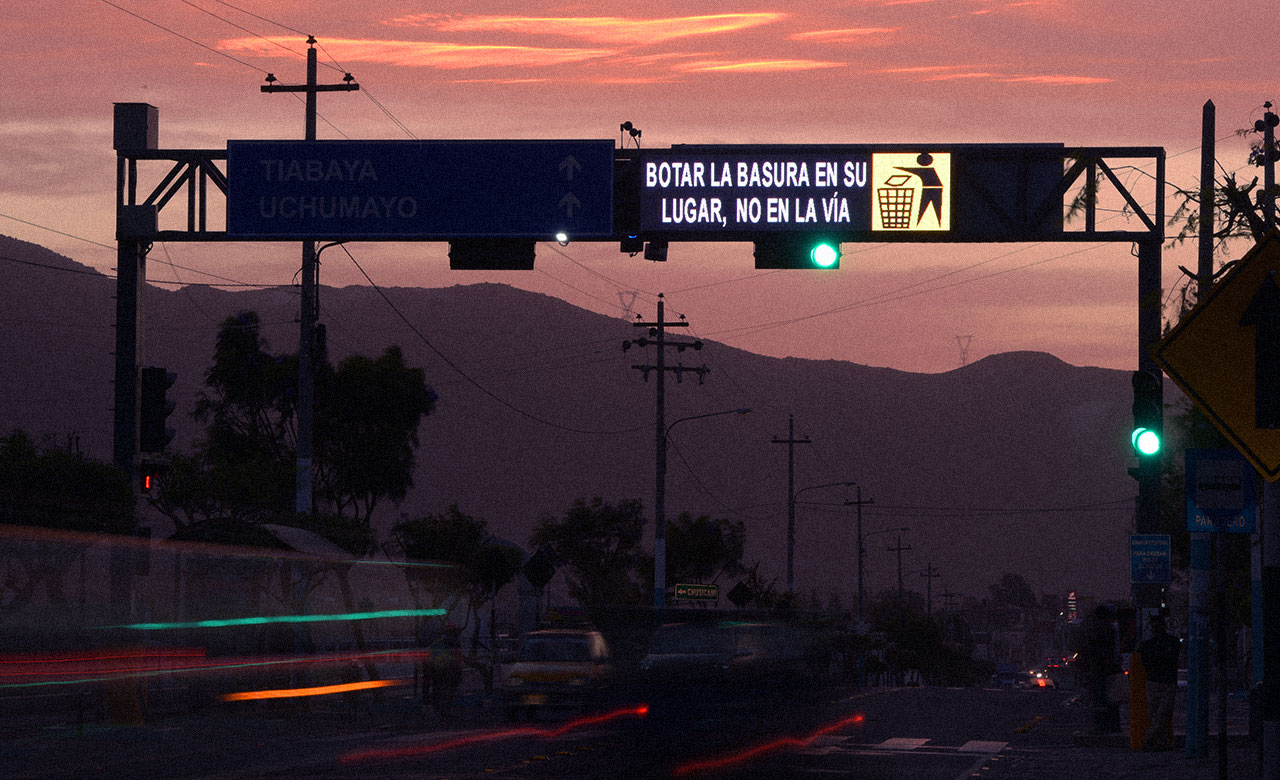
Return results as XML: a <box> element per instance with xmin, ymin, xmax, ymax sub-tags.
<box><xmin>989</xmin><ymin>572</ymin><xmax>1038</xmax><ymax>610</ymax></box>
<box><xmin>0</xmin><ymin>429</ymin><xmax>136</xmax><ymax>616</ymax></box>
<box><xmin>1167</xmin><ymin>114</ymin><xmax>1279</xmax><ymax>312</ymax></box>
<box><xmin>392</xmin><ymin>506</ymin><xmax>522</xmax><ymax>692</ymax></box>
<box><xmin>530</xmin><ymin>497</ymin><xmax>650</xmax><ymax>608</ymax></box>
<box><xmin>151</xmin><ymin>311</ymin><xmax>436</xmax><ymax>529</ymax></box>
<box><xmin>664</xmin><ymin>511</ymin><xmax>746</xmax><ymax>584</ymax></box>
<box><xmin>315</xmin><ymin>346</ymin><xmax>437</xmax><ymax>525</ymax></box>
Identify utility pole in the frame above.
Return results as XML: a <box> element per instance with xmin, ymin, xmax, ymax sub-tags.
<box><xmin>888</xmin><ymin>534</ymin><xmax>912</xmax><ymax>605</ymax></box>
<box><xmin>940</xmin><ymin>587</ymin><xmax>960</xmax><ymax>613</ymax></box>
<box><xmin>261</xmin><ymin>37</ymin><xmax>358</xmax><ymax>515</ymax></box>
<box><xmin>1258</xmin><ymin>101</ymin><xmax>1280</xmax><ymax>780</ymax></box>
<box><xmin>772</xmin><ymin>414</ymin><xmax>811</xmax><ymax>594</ymax></box>
<box><xmin>845</xmin><ymin>487</ymin><xmax>874</xmax><ymax>626</ymax></box>
<box><xmin>626</xmin><ymin>293</ymin><xmax>708</xmax><ymax>613</ymax></box>
<box><xmin>920</xmin><ymin>563</ymin><xmax>941</xmax><ymax>615</ymax></box>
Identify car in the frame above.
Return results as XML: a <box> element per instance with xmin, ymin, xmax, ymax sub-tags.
<box><xmin>501</xmin><ymin>629</ymin><xmax>613</xmax><ymax>720</ymax></box>
<box><xmin>638</xmin><ymin>620</ymin><xmax>814</xmax><ymax>712</ymax></box>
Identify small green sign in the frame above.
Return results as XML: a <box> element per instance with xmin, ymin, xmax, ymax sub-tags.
<box><xmin>674</xmin><ymin>583</ymin><xmax>718</xmax><ymax>601</ymax></box>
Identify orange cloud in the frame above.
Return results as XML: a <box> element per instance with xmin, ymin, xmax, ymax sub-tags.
<box><xmin>673</xmin><ymin>59</ymin><xmax>847</xmax><ymax>73</ymax></box>
<box><xmin>789</xmin><ymin>27</ymin><xmax>902</xmax><ymax>43</ymax></box>
<box><xmin>998</xmin><ymin>74</ymin><xmax>1113</xmax><ymax>85</ymax></box>
<box><xmin>923</xmin><ymin>71</ymin><xmax>1003</xmax><ymax>80</ymax></box>
<box><xmin>383</xmin><ymin>13</ymin><xmax>787</xmax><ymax>45</ymax></box>
<box><xmin>218</xmin><ymin>37</ymin><xmax>614</xmax><ymax>69</ymax></box>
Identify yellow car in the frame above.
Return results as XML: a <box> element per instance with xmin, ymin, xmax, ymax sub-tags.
<box><xmin>502</xmin><ymin>629</ymin><xmax>613</xmax><ymax>720</ymax></box>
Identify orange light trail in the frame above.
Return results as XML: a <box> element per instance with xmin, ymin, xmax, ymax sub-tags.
<box><xmin>341</xmin><ymin>704</ymin><xmax>649</xmax><ymax>763</ymax></box>
<box><xmin>672</xmin><ymin>712</ymin><xmax>865</xmax><ymax>776</ymax></box>
<box><xmin>221</xmin><ymin>679</ymin><xmax>404</xmax><ymax>701</ymax></box>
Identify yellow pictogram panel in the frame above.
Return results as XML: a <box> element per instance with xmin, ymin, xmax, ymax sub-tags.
<box><xmin>872</xmin><ymin>152</ymin><xmax>950</xmax><ymax>231</ymax></box>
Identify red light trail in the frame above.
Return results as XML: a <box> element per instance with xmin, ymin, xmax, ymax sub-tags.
<box><xmin>672</xmin><ymin>711</ymin><xmax>865</xmax><ymax>775</ymax></box>
<box><xmin>340</xmin><ymin>704</ymin><xmax>650</xmax><ymax>764</ymax></box>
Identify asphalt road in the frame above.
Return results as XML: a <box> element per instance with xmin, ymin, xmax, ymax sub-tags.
<box><xmin>3</xmin><ymin>684</ymin><xmax>1074</xmax><ymax>780</ymax></box>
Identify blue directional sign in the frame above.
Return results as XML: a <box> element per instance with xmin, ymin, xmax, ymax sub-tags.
<box><xmin>1130</xmin><ymin>534</ymin><xmax>1171</xmax><ymax>584</ymax></box>
<box><xmin>1185</xmin><ymin>448</ymin><xmax>1257</xmax><ymax>533</ymax></box>
<box><xmin>226</xmin><ymin>140</ymin><xmax>613</xmax><ymax>240</ymax></box>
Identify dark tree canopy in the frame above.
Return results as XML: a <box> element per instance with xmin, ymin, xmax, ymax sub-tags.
<box><xmin>393</xmin><ymin>505</ymin><xmax>522</xmax><ymax>596</ymax></box>
<box><xmin>664</xmin><ymin>511</ymin><xmax>746</xmax><ymax>583</ymax></box>
<box><xmin>153</xmin><ymin>311</ymin><xmax>435</xmax><ymax>531</ymax></box>
<box><xmin>0</xmin><ymin>429</ymin><xmax>135</xmax><ymax>534</ymax></box>
<box><xmin>530</xmin><ymin>497</ymin><xmax>651</xmax><ymax>608</ymax></box>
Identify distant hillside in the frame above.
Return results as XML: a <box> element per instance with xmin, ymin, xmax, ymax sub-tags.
<box><xmin>0</xmin><ymin>233</ymin><xmax>1140</xmax><ymax>604</ymax></box>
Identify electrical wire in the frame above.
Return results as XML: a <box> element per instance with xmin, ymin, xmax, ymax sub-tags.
<box><xmin>337</xmin><ymin>244</ymin><xmax>649</xmax><ymax>436</ymax></box>
<box><xmin>97</xmin><ymin>0</ymin><xmax>267</xmax><ymax>74</ymax></box>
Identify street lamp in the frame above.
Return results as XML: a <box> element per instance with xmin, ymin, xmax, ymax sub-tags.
<box><xmin>791</xmin><ymin>480</ymin><xmax>861</xmax><ymax>596</ymax></box>
<box><xmin>654</xmin><ymin>407</ymin><xmax>751</xmax><ymax>613</ymax></box>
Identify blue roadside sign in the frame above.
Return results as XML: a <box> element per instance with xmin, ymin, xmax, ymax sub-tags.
<box><xmin>226</xmin><ymin>139</ymin><xmax>613</xmax><ymax>240</ymax></box>
<box><xmin>1185</xmin><ymin>448</ymin><xmax>1256</xmax><ymax>533</ymax></box>
<box><xmin>1130</xmin><ymin>534</ymin><xmax>1171</xmax><ymax>584</ymax></box>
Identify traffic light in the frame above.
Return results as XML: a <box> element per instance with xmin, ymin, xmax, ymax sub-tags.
<box><xmin>753</xmin><ymin>235</ymin><xmax>841</xmax><ymax>269</ymax></box>
<box><xmin>448</xmin><ymin>238</ymin><xmax>535</xmax><ymax>270</ymax></box>
<box><xmin>1130</xmin><ymin>369</ymin><xmax>1162</xmax><ymax>457</ymax></box>
<box><xmin>140</xmin><ymin>366</ymin><xmax>176</xmax><ymax>453</ymax></box>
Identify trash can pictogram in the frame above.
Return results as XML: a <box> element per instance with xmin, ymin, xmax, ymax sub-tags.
<box><xmin>877</xmin><ymin>175</ymin><xmax>915</xmax><ymax>229</ymax></box>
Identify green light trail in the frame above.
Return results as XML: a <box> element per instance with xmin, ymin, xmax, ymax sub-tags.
<box><xmin>110</xmin><ymin>608</ymin><xmax>445</xmax><ymax>631</ymax></box>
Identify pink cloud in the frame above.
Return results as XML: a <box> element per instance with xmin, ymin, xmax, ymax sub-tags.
<box><xmin>382</xmin><ymin>13</ymin><xmax>787</xmax><ymax>45</ymax></box>
<box><xmin>998</xmin><ymin>74</ymin><xmax>1113</xmax><ymax>84</ymax></box>
<box><xmin>218</xmin><ymin>37</ymin><xmax>614</xmax><ymax>69</ymax></box>
<box><xmin>673</xmin><ymin>59</ymin><xmax>848</xmax><ymax>73</ymax></box>
<box><xmin>789</xmin><ymin>27</ymin><xmax>902</xmax><ymax>43</ymax></box>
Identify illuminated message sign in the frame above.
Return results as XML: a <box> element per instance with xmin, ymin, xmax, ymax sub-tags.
<box><xmin>226</xmin><ymin>139</ymin><xmax>613</xmax><ymax>240</ymax></box>
<box><xmin>627</xmin><ymin>144</ymin><xmax>1066</xmax><ymax>242</ymax></box>
<box><xmin>636</xmin><ymin>147</ymin><xmax>951</xmax><ymax>236</ymax></box>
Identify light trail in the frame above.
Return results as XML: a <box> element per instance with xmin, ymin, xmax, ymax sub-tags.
<box><xmin>672</xmin><ymin>712</ymin><xmax>866</xmax><ymax>775</ymax></box>
<box><xmin>340</xmin><ymin>704</ymin><xmax>650</xmax><ymax>763</ymax></box>
<box><xmin>221</xmin><ymin>678</ymin><xmax>404</xmax><ymax>701</ymax></box>
<box><xmin>107</xmin><ymin>607</ymin><xmax>445</xmax><ymax>630</ymax></box>
<box><xmin>0</xmin><ymin>649</ymin><xmax>429</xmax><ymax>689</ymax></box>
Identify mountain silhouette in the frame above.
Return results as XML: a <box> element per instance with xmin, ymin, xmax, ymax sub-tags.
<box><xmin>0</xmin><ymin>233</ymin><xmax>1142</xmax><ymax>605</ymax></box>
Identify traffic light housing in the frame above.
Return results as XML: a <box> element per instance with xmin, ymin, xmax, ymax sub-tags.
<box><xmin>753</xmin><ymin>235</ymin><xmax>841</xmax><ymax>269</ymax></box>
<box><xmin>448</xmin><ymin>238</ymin><xmax>536</xmax><ymax>270</ymax></box>
<box><xmin>140</xmin><ymin>366</ymin><xmax>176</xmax><ymax>453</ymax></box>
<box><xmin>1130</xmin><ymin>369</ymin><xmax>1162</xmax><ymax>457</ymax></box>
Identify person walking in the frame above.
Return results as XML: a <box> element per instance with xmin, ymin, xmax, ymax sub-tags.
<box><xmin>1139</xmin><ymin>615</ymin><xmax>1181</xmax><ymax>750</ymax></box>
<box><xmin>1080</xmin><ymin>604</ymin><xmax>1123</xmax><ymax>733</ymax></box>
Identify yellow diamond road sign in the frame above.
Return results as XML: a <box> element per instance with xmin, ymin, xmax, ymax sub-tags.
<box><xmin>1154</xmin><ymin>232</ymin><xmax>1280</xmax><ymax>480</ymax></box>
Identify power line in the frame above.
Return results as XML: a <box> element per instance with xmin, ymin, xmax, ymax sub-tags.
<box><xmin>97</xmin><ymin>0</ymin><xmax>267</xmax><ymax>74</ymax></box>
<box><xmin>337</xmin><ymin>244</ymin><xmax>648</xmax><ymax>436</ymax></box>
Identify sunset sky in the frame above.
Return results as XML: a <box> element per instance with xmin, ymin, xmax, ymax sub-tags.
<box><xmin>1</xmin><ymin>0</ymin><xmax>1271</xmax><ymax>372</ymax></box>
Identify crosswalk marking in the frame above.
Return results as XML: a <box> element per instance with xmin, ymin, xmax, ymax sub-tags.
<box><xmin>958</xmin><ymin>740</ymin><xmax>1008</xmax><ymax>753</ymax></box>
<box><xmin>878</xmin><ymin>737</ymin><xmax>931</xmax><ymax>750</ymax></box>
<box><xmin>796</xmin><ymin>737</ymin><xmax>1009</xmax><ymax>758</ymax></box>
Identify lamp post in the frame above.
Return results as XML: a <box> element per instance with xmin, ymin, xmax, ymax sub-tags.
<box><xmin>654</xmin><ymin>407</ymin><xmax>751</xmax><ymax>613</ymax></box>
<box><xmin>793</xmin><ymin>480</ymin><xmax>864</xmax><ymax>600</ymax></box>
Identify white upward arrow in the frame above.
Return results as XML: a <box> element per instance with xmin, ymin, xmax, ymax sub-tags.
<box><xmin>559</xmin><ymin>192</ymin><xmax>581</xmax><ymax>218</ymax></box>
<box><xmin>559</xmin><ymin>155</ymin><xmax>582</xmax><ymax>181</ymax></box>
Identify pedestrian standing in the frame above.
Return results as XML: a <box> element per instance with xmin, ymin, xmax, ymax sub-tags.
<box><xmin>1139</xmin><ymin>615</ymin><xmax>1181</xmax><ymax>750</ymax></box>
<box><xmin>1081</xmin><ymin>604</ymin><xmax>1123</xmax><ymax>733</ymax></box>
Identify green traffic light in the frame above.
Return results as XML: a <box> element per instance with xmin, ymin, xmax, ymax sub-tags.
<box><xmin>810</xmin><ymin>242</ymin><xmax>839</xmax><ymax>268</ymax></box>
<box><xmin>1131</xmin><ymin>427</ymin><xmax>1161</xmax><ymax>456</ymax></box>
